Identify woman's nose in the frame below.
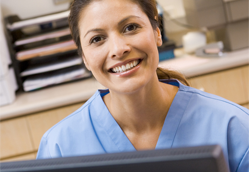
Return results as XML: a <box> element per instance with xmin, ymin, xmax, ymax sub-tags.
<box><xmin>108</xmin><ymin>34</ymin><xmax>131</xmax><ymax>59</ymax></box>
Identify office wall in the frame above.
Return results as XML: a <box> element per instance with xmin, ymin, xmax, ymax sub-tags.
<box><xmin>1</xmin><ymin>0</ymin><xmax>70</xmax><ymax>19</ymax></box>
<box><xmin>157</xmin><ymin>0</ymin><xmax>193</xmax><ymax>46</ymax></box>
<box><xmin>157</xmin><ymin>0</ymin><xmax>185</xmax><ymax>18</ymax></box>
<box><xmin>0</xmin><ymin>0</ymin><xmax>189</xmax><ymax>46</ymax></box>
<box><xmin>1</xmin><ymin>0</ymin><xmax>185</xmax><ymax>19</ymax></box>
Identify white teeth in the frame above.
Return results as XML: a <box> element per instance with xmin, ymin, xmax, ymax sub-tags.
<box><xmin>133</xmin><ymin>61</ymin><xmax>137</xmax><ymax>66</ymax></box>
<box><xmin>111</xmin><ymin>60</ymin><xmax>140</xmax><ymax>73</ymax></box>
<box><xmin>122</xmin><ymin>65</ymin><xmax>126</xmax><ymax>71</ymax></box>
<box><xmin>119</xmin><ymin>66</ymin><xmax>123</xmax><ymax>72</ymax></box>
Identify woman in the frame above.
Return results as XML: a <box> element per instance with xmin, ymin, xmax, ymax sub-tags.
<box><xmin>37</xmin><ymin>0</ymin><xmax>249</xmax><ymax>172</ymax></box>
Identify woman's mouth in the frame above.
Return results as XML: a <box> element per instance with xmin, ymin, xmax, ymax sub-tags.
<box><xmin>109</xmin><ymin>59</ymin><xmax>142</xmax><ymax>73</ymax></box>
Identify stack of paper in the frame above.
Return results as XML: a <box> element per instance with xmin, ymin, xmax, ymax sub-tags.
<box><xmin>21</xmin><ymin>56</ymin><xmax>82</xmax><ymax>76</ymax></box>
<box><xmin>23</xmin><ymin>66</ymin><xmax>91</xmax><ymax>92</ymax></box>
<box><xmin>16</xmin><ymin>40</ymin><xmax>77</xmax><ymax>61</ymax></box>
<box><xmin>7</xmin><ymin>10</ymin><xmax>70</xmax><ymax>31</ymax></box>
<box><xmin>15</xmin><ymin>28</ymin><xmax>71</xmax><ymax>46</ymax></box>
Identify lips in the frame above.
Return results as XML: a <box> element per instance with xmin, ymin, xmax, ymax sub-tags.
<box><xmin>109</xmin><ymin>59</ymin><xmax>142</xmax><ymax>73</ymax></box>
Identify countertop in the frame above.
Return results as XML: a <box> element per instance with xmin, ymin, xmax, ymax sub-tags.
<box><xmin>0</xmin><ymin>78</ymin><xmax>105</xmax><ymax>120</ymax></box>
<box><xmin>0</xmin><ymin>48</ymin><xmax>248</xmax><ymax>120</ymax></box>
<box><xmin>159</xmin><ymin>48</ymin><xmax>249</xmax><ymax>77</ymax></box>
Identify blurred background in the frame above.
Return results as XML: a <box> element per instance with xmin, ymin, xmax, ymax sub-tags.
<box><xmin>0</xmin><ymin>0</ymin><xmax>248</xmax><ymax>162</ymax></box>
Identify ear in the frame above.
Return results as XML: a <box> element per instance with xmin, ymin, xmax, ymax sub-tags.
<box><xmin>82</xmin><ymin>55</ymin><xmax>91</xmax><ymax>71</ymax></box>
<box><xmin>155</xmin><ymin>27</ymin><xmax>163</xmax><ymax>47</ymax></box>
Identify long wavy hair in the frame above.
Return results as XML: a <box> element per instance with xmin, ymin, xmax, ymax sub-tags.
<box><xmin>68</xmin><ymin>0</ymin><xmax>189</xmax><ymax>86</ymax></box>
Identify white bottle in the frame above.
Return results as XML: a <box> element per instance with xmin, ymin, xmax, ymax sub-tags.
<box><xmin>183</xmin><ymin>31</ymin><xmax>206</xmax><ymax>53</ymax></box>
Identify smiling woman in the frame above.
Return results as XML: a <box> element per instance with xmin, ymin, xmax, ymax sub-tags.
<box><xmin>36</xmin><ymin>1</ymin><xmax>249</xmax><ymax>172</ymax></box>
<box><xmin>69</xmin><ymin>0</ymin><xmax>189</xmax><ymax>86</ymax></box>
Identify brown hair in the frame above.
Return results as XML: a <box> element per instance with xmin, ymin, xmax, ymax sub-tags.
<box><xmin>68</xmin><ymin>0</ymin><xmax>189</xmax><ymax>86</ymax></box>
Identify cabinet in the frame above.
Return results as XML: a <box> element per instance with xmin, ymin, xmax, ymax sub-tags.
<box><xmin>27</xmin><ymin>103</ymin><xmax>83</xmax><ymax>150</ymax></box>
<box><xmin>0</xmin><ymin>117</ymin><xmax>33</xmax><ymax>159</ymax></box>
<box><xmin>242</xmin><ymin>66</ymin><xmax>249</xmax><ymax>99</ymax></box>
<box><xmin>0</xmin><ymin>102</ymin><xmax>83</xmax><ymax>161</ymax></box>
<box><xmin>243</xmin><ymin>103</ymin><xmax>249</xmax><ymax>109</ymax></box>
<box><xmin>1</xmin><ymin>153</ymin><xmax>36</xmax><ymax>162</ymax></box>
<box><xmin>188</xmin><ymin>65</ymin><xmax>249</xmax><ymax>105</ymax></box>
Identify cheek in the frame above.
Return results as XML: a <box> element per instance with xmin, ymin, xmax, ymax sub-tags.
<box><xmin>139</xmin><ymin>32</ymin><xmax>160</xmax><ymax>68</ymax></box>
<box><xmin>131</xmin><ymin>32</ymin><xmax>159</xmax><ymax>66</ymax></box>
<box><xmin>83</xmin><ymin>47</ymin><xmax>107</xmax><ymax>71</ymax></box>
<box><xmin>133</xmin><ymin>31</ymin><xmax>158</xmax><ymax>52</ymax></box>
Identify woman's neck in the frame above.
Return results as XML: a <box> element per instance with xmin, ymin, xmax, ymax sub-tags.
<box><xmin>103</xmin><ymin>77</ymin><xmax>178</xmax><ymax>134</ymax></box>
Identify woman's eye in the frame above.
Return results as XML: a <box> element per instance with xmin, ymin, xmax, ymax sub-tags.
<box><xmin>90</xmin><ymin>36</ymin><xmax>104</xmax><ymax>44</ymax></box>
<box><xmin>124</xmin><ymin>24</ymin><xmax>138</xmax><ymax>32</ymax></box>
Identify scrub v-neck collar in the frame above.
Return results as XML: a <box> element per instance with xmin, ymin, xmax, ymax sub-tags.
<box><xmin>91</xmin><ymin>79</ymin><xmax>192</xmax><ymax>152</ymax></box>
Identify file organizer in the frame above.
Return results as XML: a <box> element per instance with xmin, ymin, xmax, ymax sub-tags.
<box><xmin>4</xmin><ymin>10</ymin><xmax>92</xmax><ymax>92</ymax></box>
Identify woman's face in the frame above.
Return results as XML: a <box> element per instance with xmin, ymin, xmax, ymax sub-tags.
<box><xmin>79</xmin><ymin>0</ymin><xmax>162</xmax><ymax>94</ymax></box>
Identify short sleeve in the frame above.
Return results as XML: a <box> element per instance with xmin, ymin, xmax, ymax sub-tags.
<box><xmin>236</xmin><ymin>148</ymin><xmax>249</xmax><ymax>172</ymax></box>
<box><xmin>227</xmin><ymin>116</ymin><xmax>249</xmax><ymax>172</ymax></box>
<box><xmin>36</xmin><ymin>136</ymin><xmax>52</xmax><ymax>159</ymax></box>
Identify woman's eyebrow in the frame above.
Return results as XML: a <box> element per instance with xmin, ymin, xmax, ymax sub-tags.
<box><xmin>84</xmin><ymin>16</ymin><xmax>141</xmax><ymax>38</ymax></box>
<box><xmin>84</xmin><ymin>28</ymin><xmax>104</xmax><ymax>38</ymax></box>
<box><xmin>117</xmin><ymin>15</ymin><xmax>141</xmax><ymax>26</ymax></box>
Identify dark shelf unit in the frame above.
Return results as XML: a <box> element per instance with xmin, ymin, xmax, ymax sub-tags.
<box><xmin>4</xmin><ymin>11</ymin><xmax>91</xmax><ymax>92</ymax></box>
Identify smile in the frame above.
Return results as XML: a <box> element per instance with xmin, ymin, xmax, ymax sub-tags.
<box><xmin>110</xmin><ymin>59</ymin><xmax>142</xmax><ymax>73</ymax></box>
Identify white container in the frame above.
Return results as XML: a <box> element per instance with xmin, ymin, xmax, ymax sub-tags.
<box><xmin>0</xmin><ymin>21</ymin><xmax>11</xmax><ymax>77</ymax></box>
<box><xmin>0</xmin><ymin>68</ymin><xmax>17</xmax><ymax>106</ymax></box>
<box><xmin>0</xmin><ymin>13</ymin><xmax>17</xmax><ymax>106</ymax></box>
<box><xmin>183</xmin><ymin>32</ymin><xmax>206</xmax><ymax>53</ymax></box>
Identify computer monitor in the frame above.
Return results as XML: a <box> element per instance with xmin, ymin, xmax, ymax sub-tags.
<box><xmin>1</xmin><ymin>145</ymin><xmax>229</xmax><ymax>172</ymax></box>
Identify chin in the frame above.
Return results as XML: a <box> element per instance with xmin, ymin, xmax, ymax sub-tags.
<box><xmin>109</xmin><ymin>77</ymin><xmax>150</xmax><ymax>95</ymax></box>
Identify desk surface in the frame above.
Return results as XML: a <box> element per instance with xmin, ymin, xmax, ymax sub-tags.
<box><xmin>0</xmin><ymin>78</ymin><xmax>105</xmax><ymax>120</ymax></box>
<box><xmin>159</xmin><ymin>48</ymin><xmax>249</xmax><ymax>77</ymax></box>
<box><xmin>0</xmin><ymin>48</ymin><xmax>248</xmax><ymax>120</ymax></box>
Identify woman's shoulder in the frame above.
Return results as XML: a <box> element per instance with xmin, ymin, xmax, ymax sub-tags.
<box><xmin>177</xmin><ymin>84</ymin><xmax>249</xmax><ymax>171</ymax></box>
<box><xmin>180</xmin><ymin>85</ymin><xmax>249</xmax><ymax>127</ymax></box>
<box><xmin>37</xmin><ymin>90</ymin><xmax>108</xmax><ymax>158</ymax></box>
<box><xmin>42</xmin><ymin>90</ymin><xmax>102</xmax><ymax>139</ymax></box>
<box><xmin>162</xmin><ymin>79</ymin><xmax>247</xmax><ymax>114</ymax></box>
<box><xmin>184</xmin><ymin>84</ymin><xmax>248</xmax><ymax>112</ymax></box>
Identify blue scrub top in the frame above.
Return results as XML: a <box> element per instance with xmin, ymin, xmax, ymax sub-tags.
<box><xmin>37</xmin><ymin>79</ymin><xmax>249</xmax><ymax>172</ymax></box>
